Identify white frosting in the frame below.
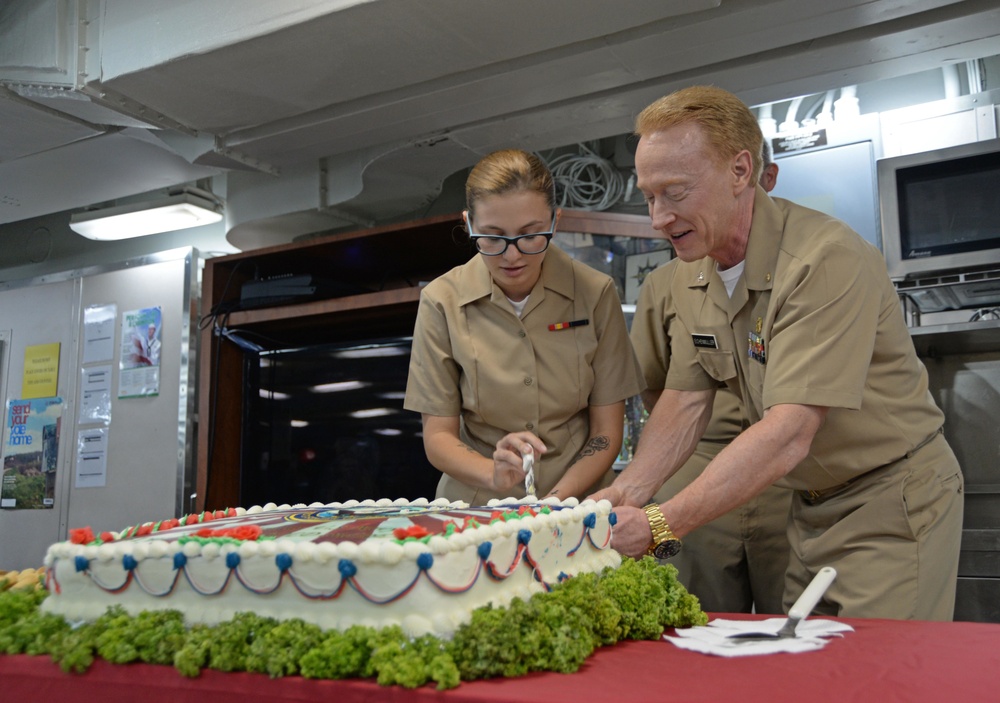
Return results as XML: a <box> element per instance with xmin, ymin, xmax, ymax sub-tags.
<box><xmin>41</xmin><ymin>497</ymin><xmax>621</xmax><ymax>638</ymax></box>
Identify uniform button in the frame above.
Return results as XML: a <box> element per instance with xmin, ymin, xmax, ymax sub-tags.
<box><xmin>523</xmin><ymin>377</ymin><xmax>533</xmax><ymax>386</ymax></box>
<box><xmin>526</xmin><ymin>423</ymin><xmax>534</xmax><ymax>430</ymax></box>
<box><xmin>518</xmin><ymin>330</ymin><xmax>526</xmax><ymax>338</ymax></box>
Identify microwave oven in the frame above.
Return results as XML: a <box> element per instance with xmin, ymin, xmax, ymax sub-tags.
<box><xmin>878</xmin><ymin>137</ymin><xmax>1000</xmax><ymax>281</ymax></box>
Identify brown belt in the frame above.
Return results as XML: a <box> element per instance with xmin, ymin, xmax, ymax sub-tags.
<box><xmin>798</xmin><ymin>428</ymin><xmax>944</xmax><ymax>504</ymax></box>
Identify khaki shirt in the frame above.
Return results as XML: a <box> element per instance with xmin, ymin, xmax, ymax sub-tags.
<box><xmin>664</xmin><ymin>188</ymin><xmax>944</xmax><ymax>491</ymax></box>
<box><xmin>631</xmin><ymin>259</ymin><xmax>744</xmax><ymax>442</ymax></box>
<box><xmin>405</xmin><ymin>245</ymin><xmax>644</xmax><ymax>503</ymax></box>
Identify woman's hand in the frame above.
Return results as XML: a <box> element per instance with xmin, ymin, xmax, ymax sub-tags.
<box><xmin>492</xmin><ymin>432</ymin><xmax>547</xmax><ymax>492</ymax></box>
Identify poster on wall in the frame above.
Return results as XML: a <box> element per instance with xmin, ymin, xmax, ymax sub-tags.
<box><xmin>118</xmin><ymin>306</ymin><xmax>161</xmax><ymax>399</ymax></box>
<box><xmin>83</xmin><ymin>303</ymin><xmax>117</xmax><ymax>364</ymax></box>
<box><xmin>22</xmin><ymin>342</ymin><xmax>60</xmax><ymax>399</ymax></box>
<box><xmin>1</xmin><ymin>396</ymin><xmax>63</xmax><ymax>509</ymax></box>
<box><xmin>624</xmin><ymin>248</ymin><xmax>672</xmax><ymax>304</ymax></box>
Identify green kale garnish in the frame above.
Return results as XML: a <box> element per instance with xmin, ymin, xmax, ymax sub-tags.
<box><xmin>0</xmin><ymin>555</ymin><xmax>705</xmax><ymax>689</ymax></box>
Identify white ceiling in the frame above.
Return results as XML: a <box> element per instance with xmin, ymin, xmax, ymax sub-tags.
<box><xmin>2</xmin><ymin>0</ymin><xmax>1000</xmax><ymax>250</ymax></box>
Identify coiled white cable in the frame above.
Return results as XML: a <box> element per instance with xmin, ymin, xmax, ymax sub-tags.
<box><xmin>546</xmin><ymin>143</ymin><xmax>627</xmax><ymax>211</ymax></box>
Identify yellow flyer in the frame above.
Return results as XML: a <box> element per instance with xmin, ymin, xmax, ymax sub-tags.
<box><xmin>23</xmin><ymin>343</ymin><xmax>61</xmax><ymax>399</ymax></box>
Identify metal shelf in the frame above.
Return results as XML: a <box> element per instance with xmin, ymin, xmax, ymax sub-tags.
<box><xmin>909</xmin><ymin>319</ymin><xmax>1000</xmax><ymax>357</ymax></box>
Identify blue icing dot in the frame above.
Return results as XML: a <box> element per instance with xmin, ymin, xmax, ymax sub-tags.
<box><xmin>477</xmin><ymin>541</ymin><xmax>492</xmax><ymax>560</ymax></box>
<box><xmin>338</xmin><ymin>559</ymin><xmax>357</xmax><ymax>578</ymax></box>
<box><xmin>583</xmin><ymin>513</ymin><xmax>597</xmax><ymax>529</ymax></box>
<box><xmin>275</xmin><ymin>553</ymin><xmax>293</xmax><ymax>572</ymax></box>
<box><xmin>417</xmin><ymin>552</ymin><xmax>434</xmax><ymax>570</ymax></box>
<box><xmin>122</xmin><ymin>554</ymin><xmax>138</xmax><ymax>571</ymax></box>
<box><xmin>225</xmin><ymin>552</ymin><xmax>241</xmax><ymax>569</ymax></box>
<box><xmin>609</xmin><ymin>512</ymin><xmax>618</xmax><ymax>526</ymax></box>
<box><xmin>74</xmin><ymin>556</ymin><xmax>89</xmax><ymax>573</ymax></box>
<box><xmin>173</xmin><ymin>552</ymin><xmax>187</xmax><ymax>570</ymax></box>
<box><xmin>518</xmin><ymin>529</ymin><xmax>532</xmax><ymax>545</ymax></box>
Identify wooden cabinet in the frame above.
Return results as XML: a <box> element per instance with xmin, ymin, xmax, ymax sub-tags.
<box><xmin>194</xmin><ymin>210</ymin><xmax>656</xmax><ymax>511</ymax></box>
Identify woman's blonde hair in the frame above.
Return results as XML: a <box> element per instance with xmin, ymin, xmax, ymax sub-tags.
<box><xmin>635</xmin><ymin>85</ymin><xmax>764</xmax><ymax>185</ymax></box>
<box><xmin>465</xmin><ymin>149</ymin><xmax>555</xmax><ymax>221</ymax></box>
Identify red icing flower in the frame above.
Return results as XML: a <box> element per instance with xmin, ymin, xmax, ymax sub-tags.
<box><xmin>184</xmin><ymin>514</ymin><xmax>200</xmax><ymax>526</ymax></box>
<box><xmin>228</xmin><ymin>525</ymin><xmax>262</xmax><ymax>541</ymax></box>
<box><xmin>193</xmin><ymin>525</ymin><xmax>262</xmax><ymax>542</ymax></box>
<box><xmin>137</xmin><ymin>523</ymin><xmax>154</xmax><ymax>536</ymax></box>
<box><xmin>99</xmin><ymin>531</ymin><xmax>116</xmax><ymax>543</ymax></box>
<box><xmin>69</xmin><ymin>527</ymin><xmax>96</xmax><ymax>545</ymax></box>
<box><xmin>159</xmin><ymin>518</ymin><xmax>181</xmax><ymax>531</ymax></box>
<box><xmin>393</xmin><ymin>525</ymin><xmax>432</xmax><ymax>540</ymax></box>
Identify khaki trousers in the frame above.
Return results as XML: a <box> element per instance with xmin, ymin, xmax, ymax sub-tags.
<box><xmin>785</xmin><ymin>431</ymin><xmax>964</xmax><ymax>620</ymax></box>
<box><xmin>654</xmin><ymin>439</ymin><xmax>792</xmax><ymax>614</ymax></box>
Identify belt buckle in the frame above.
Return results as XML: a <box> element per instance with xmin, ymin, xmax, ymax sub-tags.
<box><xmin>805</xmin><ymin>489</ymin><xmax>823</xmax><ymax>502</ymax></box>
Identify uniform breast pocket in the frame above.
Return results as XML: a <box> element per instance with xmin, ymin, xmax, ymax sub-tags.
<box><xmin>695</xmin><ymin>349</ymin><xmax>738</xmax><ymax>383</ymax></box>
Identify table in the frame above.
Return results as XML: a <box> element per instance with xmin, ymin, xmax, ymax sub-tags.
<box><xmin>3</xmin><ymin>614</ymin><xmax>998</xmax><ymax>702</ymax></box>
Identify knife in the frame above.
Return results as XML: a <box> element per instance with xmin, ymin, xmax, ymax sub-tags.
<box><xmin>522</xmin><ymin>447</ymin><xmax>536</xmax><ymax>497</ymax></box>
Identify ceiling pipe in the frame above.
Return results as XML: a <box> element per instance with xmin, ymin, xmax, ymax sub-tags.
<box><xmin>942</xmin><ymin>64</ymin><xmax>962</xmax><ymax>99</ymax></box>
<box><xmin>757</xmin><ymin>103</ymin><xmax>778</xmax><ymax>137</ymax></box>
<box><xmin>834</xmin><ymin>85</ymin><xmax>860</xmax><ymax>123</ymax></box>
<box><xmin>779</xmin><ymin>95</ymin><xmax>806</xmax><ymax>133</ymax></box>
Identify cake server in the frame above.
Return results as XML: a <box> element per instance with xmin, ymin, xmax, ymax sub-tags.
<box><xmin>522</xmin><ymin>447</ymin><xmax>536</xmax><ymax>497</ymax></box>
<box><xmin>728</xmin><ymin>566</ymin><xmax>837</xmax><ymax>641</ymax></box>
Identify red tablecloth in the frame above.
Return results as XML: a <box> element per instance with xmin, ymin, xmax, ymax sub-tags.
<box><xmin>3</xmin><ymin>614</ymin><xmax>999</xmax><ymax>702</ymax></box>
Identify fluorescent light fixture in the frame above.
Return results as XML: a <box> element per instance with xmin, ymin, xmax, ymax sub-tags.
<box><xmin>69</xmin><ymin>191</ymin><xmax>224</xmax><ymax>240</ymax></box>
<box><xmin>259</xmin><ymin>389</ymin><xmax>290</xmax><ymax>400</ymax></box>
<box><xmin>311</xmin><ymin>380</ymin><xmax>369</xmax><ymax>393</ymax></box>
<box><xmin>374</xmin><ymin>428</ymin><xmax>402</xmax><ymax>436</ymax></box>
<box><xmin>333</xmin><ymin>346</ymin><xmax>408</xmax><ymax>359</ymax></box>
<box><xmin>290</xmin><ymin>420</ymin><xmax>310</xmax><ymax>428</ymax></box>
<box><xmin>349</xmin><ymin>408</ymin><xmax>394</xmax><ymax>419</ymax></box>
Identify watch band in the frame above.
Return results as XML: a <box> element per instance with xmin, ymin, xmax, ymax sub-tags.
<box><xmin>643</xmin><ymin>503</ymin><xmax>681</xmax><ymax>558</ymax></box>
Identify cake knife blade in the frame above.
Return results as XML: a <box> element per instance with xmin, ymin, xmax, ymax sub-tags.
<box><xmin>522</xmin><ymin>447</ymin><xmax>536</xmax><ymax>497</ymax></box>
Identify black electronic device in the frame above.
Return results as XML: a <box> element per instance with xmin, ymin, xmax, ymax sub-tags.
<box><xmin>239</xmin><ymin>274</ymin><xmax>365</xmax><ymax>309</ymax></box>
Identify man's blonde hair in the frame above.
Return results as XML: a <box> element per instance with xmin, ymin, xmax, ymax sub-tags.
<box><xmin>635</xmin><ymin>85</ymin><xmax>764</xmax><ymax>185</ymax></box>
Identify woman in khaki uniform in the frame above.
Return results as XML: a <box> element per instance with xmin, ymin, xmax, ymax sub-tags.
<box><xmin>404</xmin><ymin>149</ymin><xmax>644</xmax><ymax>504</ymax></box>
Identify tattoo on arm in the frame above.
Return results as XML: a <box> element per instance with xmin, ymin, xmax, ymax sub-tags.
<box><xmin>569</xmin><ymin>435</ymin><xmax>612</xmax><ymax>466</ymax></box>
<box><xmin>457</xmin><ymin>442</ymin><xmax>480</xmax><ymax>455</ymax></box>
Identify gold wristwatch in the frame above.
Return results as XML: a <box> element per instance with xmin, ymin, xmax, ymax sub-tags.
<box><xmin>644</xmin><ymin>503</ymin><xmax>681</xmax><ymax>559</ymax></box>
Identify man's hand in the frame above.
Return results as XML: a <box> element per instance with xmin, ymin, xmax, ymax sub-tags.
<box><xmin>609</xmin><ymin>504</ymin><xmax>654</xmax><ymax>558</ymax></box>
<box><xmin>588</xmin><ymin>483</ymin><xmax>626</xmax><ymax>506</ymax></box>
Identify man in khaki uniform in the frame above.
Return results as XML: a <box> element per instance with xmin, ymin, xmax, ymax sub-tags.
<box><xmin>630</xmin><ymin>143</ymin><xmax>789</xmax><ymax>615</ymax></box>
<box><xmin>632</xmin><ymin>261</ymin><xmax>790</xmax><ymax>614</ymax></box>
<box><xmin>596</xmin><ymin>86</ymin><xmax>963</xmax><ymax>620</ymax></box>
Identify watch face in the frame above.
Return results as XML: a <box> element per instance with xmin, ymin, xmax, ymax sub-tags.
<box><xmin>653</xmin><ymin>539</ymin><xmax>681</xmax><ymax>560</ymax></box>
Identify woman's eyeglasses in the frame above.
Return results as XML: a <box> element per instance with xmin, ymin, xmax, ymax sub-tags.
<box><xmin>465</xmin><ymin>212</ymin><xmax>556</xmax><ymax>256</ymax></box>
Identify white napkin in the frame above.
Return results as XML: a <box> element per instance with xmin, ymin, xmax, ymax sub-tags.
<box><xmin>664</xmin><ymin>617</ymin><xmax>854</xmax><ymax>657</ymax></box>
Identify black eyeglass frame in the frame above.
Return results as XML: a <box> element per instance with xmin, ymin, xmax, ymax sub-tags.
<box><xmin>464</xmin><ymin>211</ymin><xmax>558</xmax><ymax>256</ymax></box>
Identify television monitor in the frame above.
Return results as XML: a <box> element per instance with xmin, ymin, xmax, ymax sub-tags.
<box><xmin>240</xmin><ymin>336</ymin><xmax>440</xmax><ymax>507</ymax></box>
<box><xmin>879</xmin><ymin>137</ymin><xmax>1000</xmax><ymax>281</ymax></box>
